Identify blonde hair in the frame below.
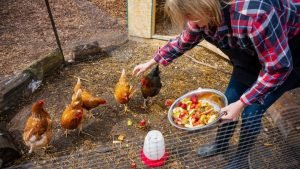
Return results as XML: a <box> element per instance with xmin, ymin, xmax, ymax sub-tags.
<box><xmin>165</xmin><ymin>0</ymin><xmax>224</xmax><ymax>29</ymax></box>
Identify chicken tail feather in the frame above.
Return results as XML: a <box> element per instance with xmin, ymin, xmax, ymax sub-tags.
<box><xmin>72</xmin><ymin>89</ymin><xmax>82</xmax><ymax>104</ymax></box>
<box><xmin>74</xmin><ymin>77</ymin><xmax>81</xmax><ymax>93</ymax></box>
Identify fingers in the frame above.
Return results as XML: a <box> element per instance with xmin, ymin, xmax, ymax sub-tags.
<box><xmin>133</xmin><ymin>68</ymin><xmax>143</xmax><ymax>76</ymax></box>
<box><xmin>219</xmin><ymin>119</ymin><xmax>233</xmax><ymax>126</ymax></box>
<box><xmin>132</xmin><ymin>66</ymin><xmax>139</xmax><ymax>76</ymax></box>
<box><xmin>220</xmin><ymin>107</ymin><xmax>227</xmax><ymax>119</ymax></box>
<box><xmin>132</xmin><ymin>60</ymin><xmax>159</xmax><ymax>76</ymax></box>
<box><xmin>221</xmin><ymin>114</ymin><xmax>233</xmax><ymax>120</ymax></box>
<box><xmin>220</xmin><ymin>107</ymin><xmax>233</xmax><ymax>120</ymax></box>
<box><xmin>219</xmin><ymin>109</ymin><xmax>233</xmax><ymax>125</ymax></box>
<box><xmin>132</xmin><ymin>66</ymin><xmax>143</xmax><ymax>76</ymax></box>
<box><xmin>132</xmin><ymin>64</ymin><xmax>147</xmax><ymax>76</ymax></box>
<box><xmin>136</xmin><ymin>69</ymin><xmax>143</xmax><ymax>76</ymax></box>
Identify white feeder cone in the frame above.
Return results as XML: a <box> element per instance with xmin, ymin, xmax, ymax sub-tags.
<box><xmin>143</xmin><ymin>130</ymin><xmax>165</xmax><ymax>160</ymax></box>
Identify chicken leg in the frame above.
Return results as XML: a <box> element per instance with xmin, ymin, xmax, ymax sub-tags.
<box><xmin>124</xmin><ymin>104</ymin><xmax>128</xmax><ymax>112</ymax></box>
<box><xmin>143</xmin><ymin>98</ymin><xmax>148</xmax><ymax>109</ymax></box>
<box><xmin>142</xmin><ymin>98</ymin><xmax>153</xmax><ymax>109</ymax></box>
<box><xmin>29</xmin><ymin>145</ymin><xmax>33</xmax><ymax>154</ymax></box>
<box><xmin>64</xmin><ymin>129</ymin><xmax>69</xmax><ymax>137</ymax></box>
<box><xmin>78</xmin><ymin>123</ymin><xmax>83</xmax><ymax>135</ymax></box>
<box><xmin>86</xmin><ymin>110</ymin><xmax>95</xmax><ymax>119</ymax></box>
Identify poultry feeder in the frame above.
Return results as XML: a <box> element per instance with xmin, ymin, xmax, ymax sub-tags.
<box><xmin>140</xmin><ymin>130</ymin><xmax>168</xmax><ymax>167</ymax></box>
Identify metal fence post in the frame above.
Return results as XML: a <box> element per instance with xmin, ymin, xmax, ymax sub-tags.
<box><xmin>44</xmin><ymin>0</ymin><xmax>64</xmax><ymax>61</ymax></box>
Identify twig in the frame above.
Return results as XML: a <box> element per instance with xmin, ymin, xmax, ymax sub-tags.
<box><xmin>81</xmin><ymin>131</ymin><xmax>95</xmax><ymax>138</ymax></box>
<box><xmin>69</xmin><ymin>75</ymin><xmax>92</xmax><ymax>83</ymax></box>
<box><xmin>184</xmin><ymin>54</ymin><xmax>231</xmax><ymax>75</ymax></box>
<box><xmin>113</xmin><ymin>140</ymin><xmax>122</xmax><ymax>144</ymax></box>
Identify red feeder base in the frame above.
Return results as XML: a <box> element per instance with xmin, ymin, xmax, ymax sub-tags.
<box><xmin>140</xmin><ymin>149</ymin><xmax>169</xmax><ymax>168</ymax></box>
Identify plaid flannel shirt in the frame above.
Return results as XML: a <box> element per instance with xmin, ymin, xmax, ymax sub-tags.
<box><xmin>154</xmin><ymin>0</ymin><xmax>300</xmax><ymax>105</ymax></box>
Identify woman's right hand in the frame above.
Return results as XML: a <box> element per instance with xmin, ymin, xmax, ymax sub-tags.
<box><xmin>132</xmin><ymin>58</ymin><xmax>157</xmax><ymax>76</ymax></box>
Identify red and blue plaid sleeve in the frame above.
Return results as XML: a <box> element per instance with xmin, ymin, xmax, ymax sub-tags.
<box><xmin>153</xmin><ymin>22</ymin><xmax>203</xmax><ymax>66</ymax></box>
<box><xmin>240</xmin><ymin>9</ymin><xmax>293</xmax><ymax>105</ymax></box>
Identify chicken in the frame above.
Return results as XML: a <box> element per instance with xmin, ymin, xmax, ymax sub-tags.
<box><xmin>73</xmin><ymin>78</ymin><xmax>106</xmax><ymax>118</ymax></box>
<box><xmin>141</xmin><ymin>65</ymin><xmax>162</xmax><ymax>108</ymax></box>
<box><xmin>23</xmin><ymin>100</ymin><xmax>52</xmax><ymax>154</ymax></box>
<box><xmin>114</xmin><ymin>69</ymin><xmax>135</xmax><ymax>112</ymax></box>
<box><xmin>61</xmin><ymin>89</ymin><xmax>85</xmax><ymax>137</ymax></box>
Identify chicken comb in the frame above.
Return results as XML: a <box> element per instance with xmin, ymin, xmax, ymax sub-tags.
<box><xmin>37</xmin><ymin>99</ymin><xmax>45</xmax><ymax>105</ymax></box>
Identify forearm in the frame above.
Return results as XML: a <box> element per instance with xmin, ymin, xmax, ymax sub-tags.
<box><xmin>147</xmin><ymin>58</ymin><xmax>158</xmax><ymax>67</ymax></box>
<box><xmin>153</xmin><ymin>22</ymin><xmax>203</xmax><ymax>66</ymax></box>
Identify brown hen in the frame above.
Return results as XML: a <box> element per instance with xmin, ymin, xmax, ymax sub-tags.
<box><xmin>23</xmin><ymin>100</ymin><xmax>52</xmax><ymax>153</ymax></box>
<box><xmin>114</xmin><ymin>69</ymin><xmax>135</xmax><ymax>112</ymax></box>
<box><xmin>73</xmin><ymin>78</ymin><xmax>106</xmax><ymax>118</ymax></box>
<box><xmin>61</xmin><ymin>89</ymin><xmax>85</xmax><ymax>137</ymax></box>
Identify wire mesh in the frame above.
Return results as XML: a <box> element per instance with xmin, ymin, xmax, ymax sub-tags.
<box><xmin>6</xmin><ymin>105</ymin><xmax>300</xmax><ymax>169</ymax></box>
<box><xmin>1</xmin><ymin>0</ymin><xmax>300</xmax><ymax>169</ymax></box>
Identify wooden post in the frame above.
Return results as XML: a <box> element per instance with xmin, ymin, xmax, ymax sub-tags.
<box><xmin>127</xmin><ymin>0</ymin><xmax>155</xmax><ymax>38</ymax></box>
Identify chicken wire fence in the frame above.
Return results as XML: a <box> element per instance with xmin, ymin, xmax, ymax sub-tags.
<box><xmin>6</xmin><ymin>104</ymin><xmax>300</xmax><ymax>169</ymax></box>
<box><xmin>1</xmin><ymin>0</ymin><xmax>300</xmax><ymax>169</ymax></box>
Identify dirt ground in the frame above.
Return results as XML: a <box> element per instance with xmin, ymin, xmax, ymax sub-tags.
<box><xmin>6</xmin><ymin>39</ymin><xmax>232</xmax><ymax>167</ymax></box>
<box><xmin>89</xmin><ymin>0</ymin><xmax>126</xmax><ymax>20</ymax></box>
<box><xmin>155</xmin><ymin>0</ymin><xmax>180</xmax><ymax>36</ymax></box>
<box><xmin>5</xmin><ymin>39</ymin><xmax>299</xmax><ymax>168</ymax></box>
<box><xmin>0</xmin><ymin>0</ymin><xmax>126</xmax><ymax>79</ymax></box>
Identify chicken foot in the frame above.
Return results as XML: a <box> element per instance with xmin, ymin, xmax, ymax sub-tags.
<box><xmin>124</xmin><ymin>104</ymin><xmax>128</xmax><ymax>113</ymax></box>
<box><xmin>87</xmin><ymin>110</ymin><xmax>95</xmax><ymax>119</ymax></box>
<box><xmin>29</xmin><ymin>145</ymin><xmax>33</xmax><ymax>154</ymax></box>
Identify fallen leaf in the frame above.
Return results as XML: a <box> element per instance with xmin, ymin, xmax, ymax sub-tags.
<box><xmin>118</xmin><ymin>135</ymin><xmax>125</xmax><ymax>141</ymax></box>
<box><xmin>127</xmin><ymin>119</ymin><xmax>133</xmax><ymax>126</ymax></box>
<box><xmin>165</xmin><ymin>99</ymin><xmax>175</xmax><ymax>108</ymax></box>
<box><xmin>131</xmin><ymin>160</ymin><xmax>137</xmax><ymax>169</ymax></box>
<box><xmin>113</xmin><ymin>141</ymin><xmax>122</xmax><ymax>144</ymax></box>
<box><xmin>263</xmin><ymin>143</ymin><xmax>273</xmax><ymax>147</ymax></box>
<box><xmin>137</xmin><ymin>119</ymin><xmax>146</xmax><ymax>128</ymax></box>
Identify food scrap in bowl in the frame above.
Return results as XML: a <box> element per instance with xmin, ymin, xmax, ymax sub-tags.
<box><xmin>171</xmin><ymin>94</ymin><xmax>219</xmax><ymax>128</ymax></box>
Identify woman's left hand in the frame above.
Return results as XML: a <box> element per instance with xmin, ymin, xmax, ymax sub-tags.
<box><xmin>221</xmin><ymin>100</ymin><xmax>246</xmax><ymax>121</ymax></box>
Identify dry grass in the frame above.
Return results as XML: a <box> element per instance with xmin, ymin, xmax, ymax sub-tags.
<box><xmin>7</xmin><ymin>39</ymin><xmax>232</xmax><ymax>167</ymax></box>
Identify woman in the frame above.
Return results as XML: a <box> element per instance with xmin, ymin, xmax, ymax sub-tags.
<box><xmin>133</xmin><ymin>0</ymin><xmax>300</xmax><ymax>168</ymax></box>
